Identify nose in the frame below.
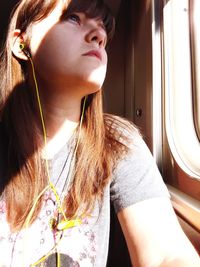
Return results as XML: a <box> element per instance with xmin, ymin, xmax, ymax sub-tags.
<box><xmin>86</xmin><ymin>24</ymin><xmax>107</xmax><ymax>48</ymax></box>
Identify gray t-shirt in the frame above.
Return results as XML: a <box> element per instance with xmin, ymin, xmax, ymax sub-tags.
<box><xmin>0</xmin><ymin>124</ymin><xmax>169</xmax><ymax>267</ymax></box>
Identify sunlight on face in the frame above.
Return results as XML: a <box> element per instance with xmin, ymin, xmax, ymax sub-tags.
<box><xmin>30</xmin><ymin>3</ymin><xmax>63</xmax><ymax>54</ymax></box>
<box><xmin>29</xmin><ymin>1</ymin><xmax>108</xmax><ymax>96</ymax></box>
<box><xmin>86</xmin><ymin>63</ymin><xmax>107</xmax><ymax>87</ymax></box>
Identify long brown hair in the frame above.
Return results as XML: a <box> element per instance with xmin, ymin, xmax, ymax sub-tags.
<box><xmin>0</xmin><ymin>0</ymin><xmax>132</xmax><ymax>231</ymax></box>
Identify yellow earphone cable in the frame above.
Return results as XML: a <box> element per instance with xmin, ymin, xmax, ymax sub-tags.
<box><xmin>29</xmin><ymin>57</ymin><xmax>67</xmax><ymax>220</ymax></box>
<box><xmin>29</xmin><ymin>56</ymin><xmax>87</xmax><ymax>220</ymax></box>
<box><xmin>21</xmin><ymin>53</ymin><xmax>86</xmax><ymax>267</ymax></box>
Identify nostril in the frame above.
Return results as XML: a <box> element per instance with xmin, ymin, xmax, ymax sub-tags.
<box><xmin>91</xmin><ymin>36</ymin><xmax>98</xmax><ymax>42</ymax></box>
<box><xmin>91</xmin><ymin>36</ymin><xmax>103</xmax><ymax>47</ymax></box>
<box><xmin>87</xmin><ymin>28</ymin><xmax>107</xmax><ymax>47</ymax></box>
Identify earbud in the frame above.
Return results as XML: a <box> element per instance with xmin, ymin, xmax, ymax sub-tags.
<box><xmin>19</xmin><ymin>43</ymin><xmax>25</xmax><ymax>50</ymax></box>
<box><xmin>19</xmin><ymin>43</ymin><xmax>31</xmax><ymax>58</ymax></box>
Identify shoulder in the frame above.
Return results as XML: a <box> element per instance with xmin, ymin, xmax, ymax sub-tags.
<box><xmin>103</xmin><ymin>113</ymin><xmax>142</xmax><ymax>147</ymax></box>
<box><xmin>104</xmin><ymin>113</ymin><xmax>139</xmax><ymax>134</ymax></box>
<box><xmin>107</xmin><ymin>116</ymin><xmax>170</xmax><ymax>212</ymax></box>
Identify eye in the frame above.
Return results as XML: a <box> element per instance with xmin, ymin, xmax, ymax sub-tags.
<box><xmin>67</xmin><ymin>14</ymin><xmax>81</xmax><ymax>25</ymax></box>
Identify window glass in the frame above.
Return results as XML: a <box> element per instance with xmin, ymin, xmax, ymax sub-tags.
<box><xmin>162</xmin><ymin>0</ymin><xmax>200</xmax><ymax>179</ymax></box>
<box><xmin>190</xmin><ymin>0</ymin><xmax>200</xmax><ymax>140</ymax></box>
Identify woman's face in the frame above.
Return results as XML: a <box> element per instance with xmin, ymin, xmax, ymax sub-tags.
<box><xmin>28</xmin><ymin>1</ymin><xmax>108</xmax><ymax>97</ymax></box>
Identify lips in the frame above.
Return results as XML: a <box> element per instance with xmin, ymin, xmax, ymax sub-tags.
<box><xmin>83</xmin><ymin>50</ymin><xmax>102</xmax><ymax>61</ymax></box>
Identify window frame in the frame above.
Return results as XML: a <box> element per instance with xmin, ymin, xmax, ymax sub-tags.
<box><xmin>190</xmin><ymin>0</ymin><xmax>200</xmax><ymax>141</ymax></box>
<box><xmin>162</xmin><ymin>0</ymin><xmax>200</xmax><ymax>180</ymax></box>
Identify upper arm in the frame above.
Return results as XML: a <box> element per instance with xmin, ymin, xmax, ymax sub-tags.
<box><xmin>117</xmin><ymin>197</ymin><xmax>200</xmax><ymax>267</ymax></box>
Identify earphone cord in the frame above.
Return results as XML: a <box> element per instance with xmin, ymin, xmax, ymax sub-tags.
<box><xmin>21</xmin><ymin>55</ymin><xmax>87</xmax><ymax>267</ymax></box>
<box><xmin>29</xmin><ymin>57</ymin><xmax>66</xmax><ymax>220</ymax></box>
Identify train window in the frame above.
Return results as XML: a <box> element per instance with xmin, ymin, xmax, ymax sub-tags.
<box><xmin>159</xmin><ymin>0</ymin><xmax>200</xmax><ymax>238</ymax></box>
<box><xmin>191</xmin><ymin>0</ymin><xmax>200</xmax><ymax>140</ymax></box>
<box><xmin>162</xmin><ymin>0</ymin><xmax>200</xmax><ymax>181</ymax></box>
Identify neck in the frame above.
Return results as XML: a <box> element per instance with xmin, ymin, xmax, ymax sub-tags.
<box><xmin>28</xmin><ymin>67</ymin><xmax>87</xmax><ymax>158</ymax></box>
<box><xmin>36</xmin><ymin>89</ymin><xmax>83</xmax><ymax>159</ymax></box>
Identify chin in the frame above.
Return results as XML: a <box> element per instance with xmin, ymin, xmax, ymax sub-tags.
<box><xmin>84</xmin><ymin>81</ymin><xmax>103</xmax><ymax>95</ymax></box>
<box><xmin>88</xmin><ymin>65</ymin><xmax>106</xmax><ymax>82</ymax></box>
<box><xmin>79</xmin><ymin>70</ymin><xmax>105</xmax><ymax>95</ymax></box>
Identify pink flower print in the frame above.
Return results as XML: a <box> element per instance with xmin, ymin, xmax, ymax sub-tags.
<box><xmin>0</xmin><ymin>200</ymin><xmax>6</xmax><ymax>214</ymax></box>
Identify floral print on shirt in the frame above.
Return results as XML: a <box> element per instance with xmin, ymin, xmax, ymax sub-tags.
<box><xmin>0</xmin><ymin>191</ymin><xmax>98</xmax><ymax>267</ymax></box>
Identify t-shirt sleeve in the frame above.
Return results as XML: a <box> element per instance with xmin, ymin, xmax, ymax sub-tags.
<box><xmin>110</xmin><ymin>130</ymin><xmax>170</xmax><ymax>214</ymax></box>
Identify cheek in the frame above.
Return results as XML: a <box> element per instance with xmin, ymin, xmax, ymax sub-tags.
<box><xmin>28</xmin><ymin>4</ymin><xmax>63</xmax><ymax>53</ymax></box>
<box><xmin>30</xmin><ymin>25</ymin><xmax>69</xmax><ymax>68</ymax></box>
<box><xmin>32</xmin><ymin>37</ymin><xmax>71</xmax><ymax>77</ymax></box>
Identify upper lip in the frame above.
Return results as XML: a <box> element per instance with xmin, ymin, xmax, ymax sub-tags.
<box><xmin>82</xmin><ymin>50</ymin><xmax>102</xmax><ymax>61</ymax></box>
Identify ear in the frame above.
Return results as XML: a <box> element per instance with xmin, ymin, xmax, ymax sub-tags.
<box><xmin>12</xmin><ymin>30</ymin><xmax>29</xmax><ymax>61</ymax></box>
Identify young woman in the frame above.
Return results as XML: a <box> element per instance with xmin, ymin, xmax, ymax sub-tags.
<box><xmin>0</xmin><ymin>0</ymin><xmax>199</xmax><ymax>266</ymax></box>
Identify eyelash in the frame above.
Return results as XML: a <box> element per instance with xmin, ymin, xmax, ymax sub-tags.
<box><xmin>66</xmin><ymin>13</ymin><xmax>107</xmax><ymax>37</ymax></box>
<box><xmin>67</xmin><ymin>14</ymin><xmax>81</xmax><ymax>25</ymax></box>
